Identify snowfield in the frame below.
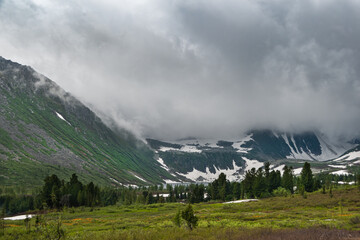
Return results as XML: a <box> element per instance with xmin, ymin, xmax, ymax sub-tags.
<box><xmin>159</xmin><ymin>145</ymin><xmax>202</xmax><ymax>153</ymax></box>
<box><xmin>159</xmin><ymin>146</ymin><xmax>179</xmax><ymax>152</ymax></box>
<box><xmin>271</xmin><ymin>164</ymin><xmax>285</xmax><ymax>174</ymax></box>
<box><xmin>335</xmin><ymin>151</ymin><xmax>360</xmax><ymax>162</ymax></box>
<box><xmin>4</xmin><ymin>214</ymin><xmax>35</xmax><ymax>220</ymax></box>
<box><xmin>163</xmin><ymin>179</ymin><xmax>182</xmax><ymax>184</ymax></box>
<box><xmin>223</xmin><ymin>199</ymin><xmax>258</xmax><ymax>204</ymax></box>
<box><xmin>179</xmin><ymin>145</ymin><xmax>202</xmax><ymax>153</ymax></box>
<box><xmin>328</xmin><ymin>165</ymin><xmax>346</xmax><ymax>169</ymax></box>
<box><xmin>243</xmin><ymin>157</ymin><xmax>263</xmax><ymax>172</ymax></box>
<box><xmin>232</xmin><ymin>134</ymin><xmax>253</xmax><ymax>153</ymax></box>
<box><xmin>293</xmin><ymin>168</ymin><xmax>303</xmax><ymax>175</ymax></box>
<box><xmin>177</xmin><ymin>160</ymin><xmax>243</xmax><ymax>182</ymax></box>
<box><xmin>331</xmin><ymin>170</ymin><xmax>349</xmax><ymax>175</ymax></box>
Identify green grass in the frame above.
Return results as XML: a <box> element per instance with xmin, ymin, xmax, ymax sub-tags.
<box><xmin>2</xmin><ymin>187</ymin><xmax>360</xmax><ymax>239</ymax></box>
<box><xmin>0</xmin><ymin>69</ymin><xmax>176</xmax><ymax>188</ymax></box>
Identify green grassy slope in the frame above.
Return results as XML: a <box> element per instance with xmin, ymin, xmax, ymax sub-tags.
<box><xmin>0</xmin><ymin>57</ymin><xmax>175</xmax><ymax>188</ymax></box>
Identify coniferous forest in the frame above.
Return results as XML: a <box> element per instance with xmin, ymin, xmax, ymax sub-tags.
<box><xmin>1</xmin><ymin>162</ymin><xmax>358</xmax><ymax>216</ymax></box>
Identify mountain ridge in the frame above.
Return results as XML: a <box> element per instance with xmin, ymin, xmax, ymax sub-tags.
<box><xmin>0</xmin><ymin>56</ymin><xmax>359</xmax><ymax>187</ymax></box>
<box><xmin>0</xmin><ymin>56</ymin><xmax>176</xmax><ymax>188</ymax></box>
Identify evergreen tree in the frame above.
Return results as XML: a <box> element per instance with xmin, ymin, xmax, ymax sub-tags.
<box><xmin>300</xmin><ymin>162</ymin><xmax>314</xmax><ymax>192</ymax></box>
<box><xmin>282</xmin><ymin>166</ymin><xmax>294</xmax><ymax>193</ymax></box>
<box><xmin>41</xmin><ymin>174</ymin><xmax>61</xmax><ymax>208</ymax></box>
<box><xmin>243</xmin><ymin>168</ymin><xmax>256</xmax><ymax>198</ymax></box>
<box><xmin>181</xmin><ymin>204</ymin><xmax>198</xmax><ymax>230</ymax></box>
<box><xmin>253</xmin><ymin>168</ymin><xmax>267</xmax><ymax>197</ymax></box>
<box><xmin>231</xmin><ymin>182</ymin><xmax>241</xmax><ymax>200</ymax></box>
<box><xmin>268</xmin><ymin>170</ymin><xmax>281</xmax><ymax>192</ymax></box>
<box><xmin>264</xmin><ymin>162</ymin><xmax>270</xmax><ymax>191</ymax></box>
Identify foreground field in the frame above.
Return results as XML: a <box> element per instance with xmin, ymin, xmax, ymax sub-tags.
<box><xmin>2</xmin><ymin>186</ymin><xmax>360</xmax><ymax>239</ymax></box>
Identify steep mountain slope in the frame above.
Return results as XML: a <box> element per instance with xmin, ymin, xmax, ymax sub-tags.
<box><xmin>147</xmin><ymin>130</ymin><xmax>356</xmax><ymax>182</ymax></box>
<box><xmin>333</xmin><ymin>145</ymin><xmax>360</xmax><ymax>163</ymax></box>
<box><xmin>241</xmin><ymin>130</ymin><xmax>352</xmax><ymax>161</ymax></box>
<box><xmin>0</xmin><ymin>57</ymin><xmax>176</xmax><ymax>188</ymax></box>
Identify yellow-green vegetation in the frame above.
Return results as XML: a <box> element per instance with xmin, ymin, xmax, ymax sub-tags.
<box><xmin>2</xmin><ymin>186</ymin><xmax>360</xmax><ymax>239</ymax></box>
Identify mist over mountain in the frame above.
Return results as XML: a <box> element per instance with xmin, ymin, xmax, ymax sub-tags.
<box><xmin>1</xmin><ymin>0</ymin><xmax>360</xmax><ymax>141</ymax></box>
<box><xmin>0</xmin><ymin>57</ymin><xmax>178</xmax><ymax>187</ymax></box>
<box><xmin>0</xmin><ymin>56</ymin><xmax>359</xmax><ymax>186</ymax></box>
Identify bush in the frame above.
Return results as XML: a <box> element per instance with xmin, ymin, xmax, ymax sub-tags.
<box><xmin>273</xmin><ymin>187</ymin><xmax>291</xmax><ymax>197</ymax></box>
<box><xmin>349</xmin><ymin>216</ymin><xmax>360</xmax><ymax>225</ymax></box>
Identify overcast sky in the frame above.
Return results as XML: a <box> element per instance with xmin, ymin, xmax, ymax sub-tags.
<box><xmin>1</xmin><ymin>0</ymin><xmax>360</xmax><ymax>141</ymax></box>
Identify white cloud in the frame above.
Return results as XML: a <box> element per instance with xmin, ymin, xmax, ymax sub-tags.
<box><xmin>1</xmin><ymin>0</ymin><xmax>360</xmax><ymax>140</ymax></box>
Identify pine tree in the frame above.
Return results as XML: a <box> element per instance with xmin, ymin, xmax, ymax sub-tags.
<box><xmin>243</xmin><ymin>168</ymin><xmax>256</xmax><ymax>198</ymax></box>
<box><xmin>282</xmin><ymin>166</ymin><xmax>294</xmax><ymax>193</ymax></box>
<box><xmin>253</xmin><ymin>168</ymin><xmax>267</xmax><ymax>197</ymax></box>
<box><xmin>300</xmin><ymin>162</ymin><xmax>314</xmax><ymax>192</ymax></box>
<box><xmin>181</xmin><ymin>204</ymin><xmax>198</xmax><ymax>230</ymax></box>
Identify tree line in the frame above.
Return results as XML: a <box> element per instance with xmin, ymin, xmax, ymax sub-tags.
<box><xmin>1</xmin><ymin>162</ymin><xmax>359</xmax><ymax>216</ymax></box>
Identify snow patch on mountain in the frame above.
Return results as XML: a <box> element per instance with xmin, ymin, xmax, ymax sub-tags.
<box><xmin>55</xmin><ymin>112</ymin><xmax>71</xmax><ymax>125</ymax></box>
<box><xmin>159</xmin><ymin>145</ymin><xmax>202</xmax><ymax>153</ymax></box>
<box><xmin>177</xmin><ymin>160</ymin><xmax>242</xmax><ymax>182</ymax></box>
<box><xmin>282</xmin><ymin>133</ymin><xmax>352</xmax><ymax>161</ymax></box>
<box><xmin>131</xmin><ymin>173</ymin><xmax>147</xmax><ymax>182</ymax></box>
<box><xmin>157</xmin><ymin>157</ymin><xmax>170</xmax><ymax>170</ymax></box>
<box><xmin>331</xmin><ymin>170</ymin><xmax>349</xmax><ymax>175</ymax></box>
<box><xmin>293</xmin><ymin>168</ymin><xmax>303</xmax><ymax>175</ymax></box>
<box><xmin>232</xmin><ymin>134</ymin><xmax>253</xmax><ymax>153</ymax></box>
<box><xmin>159</xmin><ymin>146</ymin><xmax>178</xmax><ymax>152</ymax></box>
<box><xmin>180</xmin><ymin>145</ymin><xmax>202</xmax><ymax>153</ymax></box>
<box><xmin>282</xmin><ymin>134</ymin><xmax>312</xmax><ymax>160</ymax></box>
<box><xmin>156</xmin><ymin>157</ymin><xmax>177</xmax><ymax>177</ymax></box>
<box><xmin>272</xmin><ymin>164</ymin><xmax>285</xmax><ymax>174</ymax></box>
<box><xmin>163</xmin><ymin>179</ymin><xmax>182</xmax><ymax>184</ymax></box>
<box><xmin>243</xmin><ymin>157</ymin><xmax>263</xmax><ymax>172</ymax></box>
<box><xmin>335</xmin><ymin>151</ymin><xmax>360</xmax><ymax>161</ymax></box>
<box><xmin>328</xmin><ymin>165</ymin><xmax>346</xmax><ymax>169</ymax></box>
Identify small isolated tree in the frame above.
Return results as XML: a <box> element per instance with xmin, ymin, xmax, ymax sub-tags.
<box><xmin>173</xmin><ymin>208</ymin><xmax>181</xmax><ymax>227</ymax></box>
<box><xmin>181</xmin><ymin>204</ymin><xmax>198</xmax><ymax>230</ymax></box>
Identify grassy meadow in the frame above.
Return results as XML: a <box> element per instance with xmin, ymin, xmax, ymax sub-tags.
<box><xmin>2</xmin><ymin>186</ymin><xmax>360</xmax><ymax>240</ymax></box>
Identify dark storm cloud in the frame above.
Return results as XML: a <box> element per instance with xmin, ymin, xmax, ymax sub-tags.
<box><xmin>0</xmin><ymin>0</ymin><xmax>360</xmax><ymax>140</ymax></box>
